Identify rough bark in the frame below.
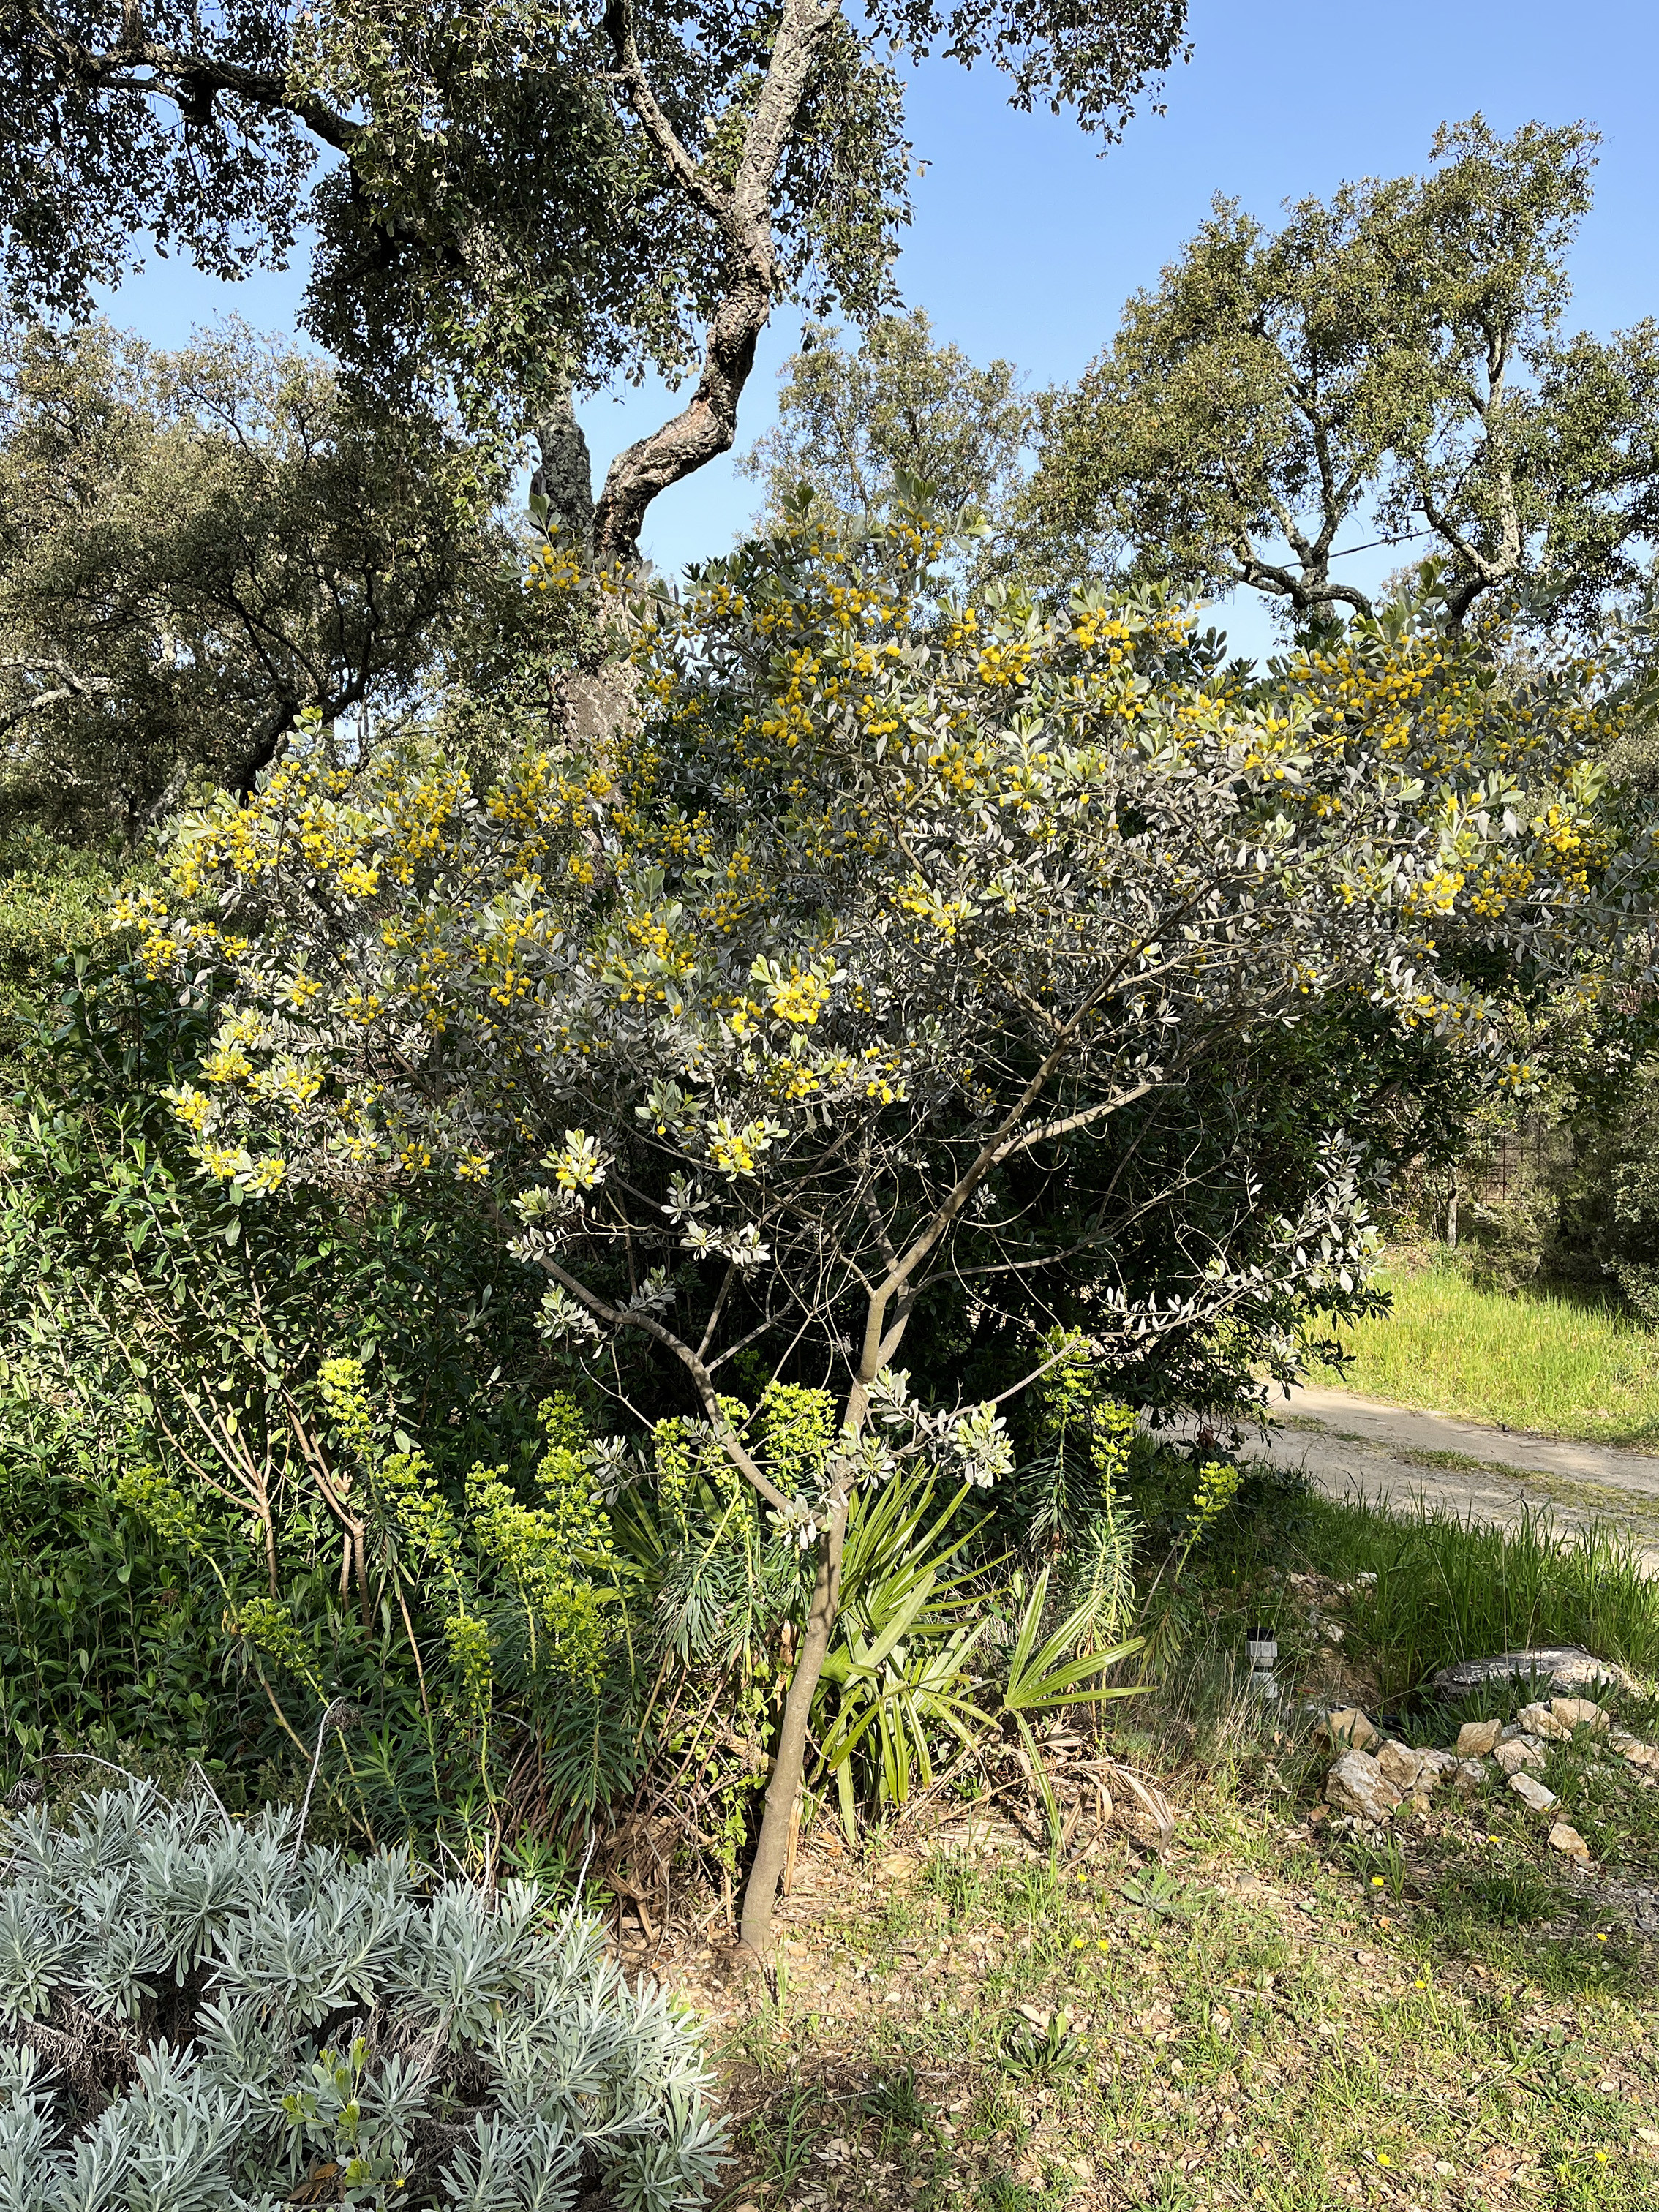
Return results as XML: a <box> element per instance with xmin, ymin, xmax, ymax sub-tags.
<box><xmin>590</xmin><ymin>0</ymin><xmax>839</xmax><ymax>570</ymax></box>
<box><xmin>532</xmin><ymin>394</ymin><xmax>596</xmax><ymax>550</ymax></box>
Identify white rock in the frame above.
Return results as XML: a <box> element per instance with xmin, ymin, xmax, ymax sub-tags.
<box><xmin>1551</xmin><ymin>1697</ymin><xmax>1609</xmax><ymax>1734</ymax></box>
<box><xmin>1433</xmin><ymin>1646</ymin><xmax>1622</xmax><ymax>1698</ymax></box>
<box><xmin>1453</xmin><ymin>1758</ymin><xmax>1488</xmax><ymax>1794</ymax></box>
<box><xmin>1494</xmin><ymin>1737</ymin><xmax>1546</xmax><ymax>1776</ymax></box>
<box><xmin>1547</xmin><ymin>1821</ymin><xmax>1590</xmax><ymax>1861</ymax></box>
<box><xmin>1516</xmin><ymin>1701</ymin><xmax>1573</xmax><ymax>1742</ymax></box>
<box><xmin>1456</xmin><ymin>1718</ymin><xmax>1503</xmax><ymax>1758</ymax></box>
<box><xmin>1416</xmin><ymin>1749</ymin><xmax>1462</xmax><ymax>1785</ymax></box>
<box><xmin>1325</xmin><ymin>1751</ymin><xmax>1401</xmax><ymax>1824</ymax></box>
<box><xmin>1508</xmin><ymin>1770</ymin><xmax>1560</xmax><ymax>1816</ymax></box>
<box><xmin>1375</xmin><ymin>1740</ymin><xmax>1424</xmax><ymax>1791</ymax></box>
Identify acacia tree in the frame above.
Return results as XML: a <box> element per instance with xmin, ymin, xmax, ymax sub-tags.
<box><xmin>1</xmin><ymin>0</ymin><xmax>1189</xmax><ymax>566</ymax></box>
<box><xmin>1029</xmin><ymin>116</ymin><xmax>1659</xmax><ymax>630</ymax></box>
<box><xmin>120</xmin><ymin>501</ymin><xmax>1650</xmax><ymax>1949</ymax></box>
<box><xmin>0</xmin><ymin>319</ymin><xmax>512</xmax><ymax>841</ymax></box>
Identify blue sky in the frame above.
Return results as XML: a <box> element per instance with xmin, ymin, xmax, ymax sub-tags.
<box><xmin>105</xmin><ymin>0</ymin><xmax>1659</xmax><ymax>661</ymax></box>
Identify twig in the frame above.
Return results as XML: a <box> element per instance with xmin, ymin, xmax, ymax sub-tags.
<box><xmin>291</xmin><ymin>1697</ymin><xmax>358</xmax><ymax>1860</ymax></box>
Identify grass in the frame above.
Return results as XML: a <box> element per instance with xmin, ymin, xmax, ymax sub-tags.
<box><xmin>1314</xmin><ymin>1257</ymin><xmax>1659</xmax><ymax>1449</ymax></box>
<box><xmin>712</xmin><ymin>1788</ymin><xmax>1659</xmax><ymax>2212</ymax></box>
<box><xmin>1229</xmin><ymin>1489</ymin><xmax>1659</xmax><ymax>1701</ymax></box>
<box><xmin>694</xmin><ymin>1481</ymin><xmax>1659</xmax><ymax>2212</ymax></box>
<box><xmin>1126</xmin><ymin>1453</ymin><xmax>1659</xmax><ymax>1703</ymax></box>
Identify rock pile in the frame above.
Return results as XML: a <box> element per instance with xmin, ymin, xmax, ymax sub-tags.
<box><xmin>1319</xmin><ymin>1691</ymin><xmax>1658</xmax><ymax>1867</ymax></box>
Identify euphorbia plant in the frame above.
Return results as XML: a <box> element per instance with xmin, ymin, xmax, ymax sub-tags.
<box><xmin>122</xmin><ymin>496</ymin><xmax>1652</xmax><ymax>1951</ymax></box>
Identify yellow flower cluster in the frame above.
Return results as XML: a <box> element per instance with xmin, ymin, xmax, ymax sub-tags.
<box><xmin>766</xmin><ymin>969</ymin><xmax>830</xmax><ymax>1025</ymax></box>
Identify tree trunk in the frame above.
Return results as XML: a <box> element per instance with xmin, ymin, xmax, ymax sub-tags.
<box><xmin>590</xmin><ymin>257</ymin><xmax>772</xmax><ymax>571</ymax></box>
<box><xmin>738</xmin><ymin>1494</ymin><xmax>846</xmax><ymax>1956</ymax></box>
<box><xmin>531</xmin><ymin>392</ymin><xmax>595</xmax><ymax>550</ymax></box>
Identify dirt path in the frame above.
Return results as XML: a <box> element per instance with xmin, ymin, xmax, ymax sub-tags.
<box><xmin>1232</xmin><ymin>1384</ymin><xmax>1659</xmax><ymax>1565</ymax></box>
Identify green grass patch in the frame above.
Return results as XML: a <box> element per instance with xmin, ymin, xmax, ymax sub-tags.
<box><xmin>716</xmin><ymin>1803</ymin><xmax>1659</xmax><ymax>2212</ymax></box>
<box><xmin>1146</xmin><ymin>1460</ymin><xmax>1659</xmax><ymax>1707</ymax></box>
<box><xmin>1315</xmin><ymin>1259</ymin><xmax>1659</xmax><ymax>1448</ymax></box>
<box><xmin>1286</xmin><ymin>1496</ymin><xmax>1659</xmax><ymax>1698</ymax></box>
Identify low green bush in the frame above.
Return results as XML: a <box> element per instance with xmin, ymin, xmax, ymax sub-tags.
<box><xmin>0</xmin><ymin>1779</ymin><xmax>725</xmax><ymax>2209</ymax></box>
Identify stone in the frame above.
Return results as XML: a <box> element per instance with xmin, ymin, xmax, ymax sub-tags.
<box><xmin>1494</xmin><ymin>1737</ymin><xmax>1546</xmax><ymax>1776</ymax></box>
<box><xmin>1432</xmin><ymin>1647</ymin><xmax>1620</xmax><ymax>1698</ymax></box>
<box><xmin>1456</xmin><ymin>1718</ymin><xmax>1504</xmax><ymax>1758</ymax></box>
<box><xmin>1551</xmin><ymin>1697</ymin><xmax>1610</xmax><ymax>1734</ymax></box>
<box><xmin>1325</xmin><ymin>1751</ymin><xmax>1401</xmax><ymax>1824</ymax></box>
<box><xmin>1507</xmin><ymin>1770</ymin><xmax>1560</xmax><ymax>1817</ymax></box>
<box><xmin>1416</xmin><ymin>1749</ymin><xmax>1462</xmax><ymax>1786</ymax></box>
<box><xmin>1516</xmin><ymin>1701</ymin><xmax>1572</xmax><ymax>1742</ymax></box>
<box><xmin>1320</xmin><ymin>1707</ymin><xmax>1378</xmax><ymax>1752</ymax></box>
<box><xmin>1620</xmin><ymin>1740</ymin><xmax>1659</xmax><ymax>1772</ymax></box>
<box><xmin>1453</xmin><ymin>1758</ymin><xmax>1488</xmax><ymax>1794</ymax></box>
<box><xmin>1375</xmin><ymin>1741</ymin><xmax>1424</xmax><ymax>1791</ymax></box>
<box><xmin>1547</xmin><ymin>1821</ymin><xmax>1591</xmax><ymax>1862</ymax></box>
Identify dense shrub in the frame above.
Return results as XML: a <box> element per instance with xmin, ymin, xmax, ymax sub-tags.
<box><xmin>0</xmin><ymin>1780</ymin><xmax>725</xmax><ymax>2209</ymax></box>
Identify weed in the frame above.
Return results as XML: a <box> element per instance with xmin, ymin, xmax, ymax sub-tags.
<box><xmin>862</xmin><ymin>2066</ymin><xmax>933</xmax><ymax>2136</ymax></box>
<box><xmin>734</xmin><ymin>2084</ymin><xmax>825</xmax><ymax>2197</ymax></box>
<box><xmin>925</xmin><ymin>1847</ymin><xmax>988</xmax><ymax>1921</ymax></box>
<box><xmin>977</xmin><ymin>2173</ymin><xmax>1067</xmax><ymax>2211</ymax></box>
<box><xmin>996</xmin><ymin>2007</ymin><xmax>1088</xmax><ymax>2077</ymax></box>
<box><xmin>1118</xmin><ymin>1863</ymin><xmax>1195</xmax><ymax>1919</ymax></box>
<box><xmin>1343</xmin><ymin>1831</ymin><xmax>1409</xmax><ymax>1902</ymax></box>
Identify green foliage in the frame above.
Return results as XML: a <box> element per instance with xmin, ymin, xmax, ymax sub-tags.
<box><xmin>129</xmin><ymin>500</ymin><xmax>1647</xmax><ymax>1470</ymax></box>
<box><xmin>0</xmin><ymin>830</ymin><xmax>132</xmax><ymax>1085</ymax></box>
<box><xmin>998</xmin><ymin>1565</ymin><xmax>1144</xmax><ymax>1836</ymax></box>
<box><xmin>816</xmin><ymin>1472</ymin><xmax>993</xmax><ymax>1837</ymax></box>
<box><xmin>0</xmin><ymin>320</ymin><xmax>513</xmax><ymax>840</ymax></box>
<box><xmin>1030</xmin><ymin>116</ymin><xmax>1659</xmax><ymax>631</ymax></box>
<box><xmin>0</xmin><ymin>1780</ymin><xmax>726</xmax><ymax>2208</ymax></box>
<box><xmin>1558</xmin><ymin>1057</ymin><xmax>1659</xmax><ymax>1322</ymax></box>
<box><xmin>0</xmin><ymin>952</ymin><xmax>655</xmax><ymax>1847</ymax></box>
<box><xmin>740</xmin><ymin>309</ymin><xmax>1034</xmax><ymax>587</ymax></box>
<box><xmin>1010</xmin><ymin>1331</ymin><xmax>1139</xmax><ymax>1562</ymax></box>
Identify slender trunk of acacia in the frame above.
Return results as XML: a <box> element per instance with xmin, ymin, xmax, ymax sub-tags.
<box><xmin>739</xmin><ymin>1494</ymin><xmax>847</xmax><ymax>1957</ymax></box>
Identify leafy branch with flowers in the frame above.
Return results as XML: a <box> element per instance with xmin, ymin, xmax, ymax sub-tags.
<box><xmin>118</xmin><ymin>487</ymin><xmax>1658</xmax><ymax>1949</ymax></box>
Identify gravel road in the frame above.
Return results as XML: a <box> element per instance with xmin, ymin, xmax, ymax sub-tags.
<box><xmin>1217</xmin><ymin>1384</ymin><xmax>1659</xmax><ymax>1568</ymax></box>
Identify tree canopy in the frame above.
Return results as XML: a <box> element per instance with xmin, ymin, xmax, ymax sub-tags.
<box><xmin>1028</xmin><ymin>116</ymin><xmax>1659</xmax><ymax>631</ymax></box>
<box><xmin>0</xmin><ymin>318</ymin><xmax>509</xmax><ymax>843</ymax></box>
<box><xmin>119</xmin><ymin>496</ymin><xmax>1655</xmax><ymax>1943</ymax></box>
<box><xmin>1</xmin><ymin>0</ymin><xmax>1189</xmax><ymax>562</ymax></box>
<box><xmin>741</xmin><ymin>309</ymin><xmax>1034</xmax><ymax>573</ymax></box>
